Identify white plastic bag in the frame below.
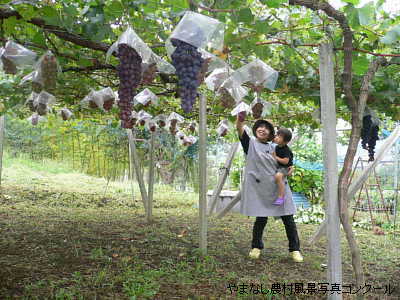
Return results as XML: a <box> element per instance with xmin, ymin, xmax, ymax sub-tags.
<box><xmin>198</xmin><ymin>49</ymin><xmax>228</xmax><ymax>73</ymax></box>
<box><xmin>36</xmin><ymin>50</ymin><xmax>60</xmax><ymax>92</ymax></box>
<box><xmin>250</xmin><ymin>96</ymin><xmax>272</xmax><ymax>119</ymax></box>
<box><xmin>60</xmin><ymin>108</ymin><xmax>73</xmax><ymax>121</ymax></box>
<box><xmin>154</xmin><ymin>114</ymin><xmax>167</xmax><ymax>128</ymax></box>
<box><xmin>217</xmin><ymin>77</ymin><xmax>249</xmax><ymax>107</ymax></box>
<box><xmin>205</xmin><ymin>67</ymin><xmax>233</xmax><ymax>91</ymax></box>
<box><xmin>176</xmin><ymin>131</ymin><xmax>185</xmax><ymax>140</ymax></box>
<box><xmin>183</xmin><ymin>135</ymin><xmax>197</xmax><ymax>146</ymax></box>
<box><xmin>36</xmin><ymin>91</ymin><xmax>55</xmax><ymax>116</ymax></box>
<box><xmin>147</xmin><ymin>53</ymin><xmax>175</xmax><ymax>74</ymax></box>
<box><xmin>25</xmin><ymin>92</ymin><xmax>38</xmax><ymax>112</ymax></box>
<box><xmin>231</xmin><ymin>102</ymin><xmax>251</xmax><ymax>122</ymax></box>
<box><xmin>27</xmin><ymin>113</ymin><xmax>45</xmax><ymax>126</ymax></box>
<box><xmin>107</xmin><ymin>27</ymin><xmax>153</xmax><ymax>63</ymax></box>
<box><xmin>2</xmin><ymin>40</ymin><xmax>36</xmax><ymax>68</ymax></box>
<box><xmin>134</xmin><ymin>88</ymin><xmax>158</xmax><ymax>107</ymax></box>
<box><xmin>167</xmin><ymin>112</ymin><xmax>185</xmax><ymax>128</ymax></box>
<box><xmin>137</xmin><ymin>110</ymin><xmax>152</xmax><ymax>126</ymax></box>
<box><xmin>131</xmin><ymin>110</ymin><xmax>139</xmax><ymax>125</ymax></box>
<box><xmin>80</xmin><ymin>90</ymin><xmax>95</xmax><ymax>108</ymax></box>
<box><xmin>20</xmin><ymin>69</ymin><xmax>42</xmax><ymax>92</ymax></box>
<box><xmin>21</xmin><ymin>50</ymin><xmax>60</xmax><ymax>92</ymax></box>
<box><xmin>0</xmin><ymin>47</ymin><xmax>17</xmax><ymax>74</ymax></box>
<box><xmin>169</xmin><ymin>124</ymin><xmax>179</xmax><ymax>135</ymax></box>
<box><xmin>166</xmin><ymin>11</ymin><xmax>225</xmax><ymax>56</ymax></box>
<box><xmin>146</xmin><ymin>118</ymin><xmax>158</xmax><ymax>132</ymax></box>
<box><xmin>231</xmin><ymin>59</ymin><xmax>279</xmax><ymax>91</ymax></box>
<box><xmin>97</xmin><ymin>87</ymin><xmax>116</xmax><ymax>111</ymax></box>
<box><xmin>85</xmin><ymin>89</ymin><xmax>104</xmax><ymax>109</ymax></box>
<box><xmin>217</xmin><ymin>120</ymin><xmax>229</xmax><ymax>137</ymax></box>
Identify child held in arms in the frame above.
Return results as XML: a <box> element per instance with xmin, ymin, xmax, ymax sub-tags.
<box><xmin>272</xmin><ymin>128</ymin><xmax>294</xmax><ymax>206</ymax></box>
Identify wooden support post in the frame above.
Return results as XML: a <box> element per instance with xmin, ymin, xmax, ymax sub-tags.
<box><xmin>127</xmin><ymin>129</ymin><xmax>148</xmax><ymax>213</ymax></box>
<box><xmin>0</xmin><ymin>115</ymin><xmax>4</xmax><ymax>189</ymax></box>
<box><xmin>394</xmin><ymin>131</ymin><xmax>399</xmax><ymax>233</ymax></box>
<box><xmin>319</xmin><ymin>43</ymin><xmax>342</xmax><ymax>299</ymax></box>
<box><xmin>310</xmin><ymin>125</ymin><xmax>400</xmax><ymax>244</ymax></box>
<box><xmin>199</xmin><ymin>93</ymin><xmax>208</xmax><ymax>253</ymax></box>
<box><xmin>208</xmin><ymin>142</ymin><xmax>239</xmax><ymax>215</ymax></box>
<box><xmin>147</xmin><ymin>132</ymin><xmax>156</xmax><ymax>223</ymax></box>
<box><xmin>216</xmin><ymin>191</ymin><xmax>241</xmax><ymax>219</ymax></box>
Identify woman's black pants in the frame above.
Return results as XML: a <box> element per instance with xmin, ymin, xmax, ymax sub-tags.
<box><xmin>251</xmin><ymin>215</ymin><xmax>300</xmax><ymax>252</ymax></box>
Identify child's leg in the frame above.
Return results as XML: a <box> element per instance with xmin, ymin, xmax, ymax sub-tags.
<box><xmin>274</xmin><ymin>172</ymin><xmax>285</xmax><ymax>199</ymax></box>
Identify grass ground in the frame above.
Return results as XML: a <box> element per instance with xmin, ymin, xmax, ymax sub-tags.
<box><xmin>0</xmin><ymin>153</ymin><xmax>399</xmax><ymax>299</ymax></box>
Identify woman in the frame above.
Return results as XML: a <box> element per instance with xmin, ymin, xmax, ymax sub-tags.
<box><xmin>236</xmin><ymin>115</ymin><xmax>303</xmax><ymax>262</ymax></box>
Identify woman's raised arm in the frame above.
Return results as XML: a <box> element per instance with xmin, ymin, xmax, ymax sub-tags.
<box><xmin>236</xmin><ymin>114</ymin><xmax>245</xmax><ymax>138</ymax></box>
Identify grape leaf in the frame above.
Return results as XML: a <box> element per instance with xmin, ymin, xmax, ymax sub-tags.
<box><xmin>358</xmin><ymin>2</ymin><xmax>375</xmax><ymax>26</ymax></box>
<box><xmin>238</xmin><ymin>8</ymin><xmax>253</xmax><ymax>23</ymax></box>
<box><xmin>381</xmin><ymin>25</ymin><xmax>400</xmax><ymax>44</ymax></box>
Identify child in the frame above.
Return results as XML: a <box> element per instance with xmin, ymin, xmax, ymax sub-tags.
<box><xmin>272</xmin><ymin>128</ymin><xmax>293</xmax><ymax>206</ymax></box>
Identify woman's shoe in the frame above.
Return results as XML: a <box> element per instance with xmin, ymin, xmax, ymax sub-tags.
<box><xmin>290</xmin><ymin>251</ymin><xmax>303</xmax><ymax>262</ymax></box>
<box><xmin>249</xmin><ymin>248</ymin><xmax>261</xmax><ymax>259</ymax></box>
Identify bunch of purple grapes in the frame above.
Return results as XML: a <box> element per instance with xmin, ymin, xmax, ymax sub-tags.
<box><xmin>361</xmin><ymin>115</ymin><xmax>379</xmax><ymax>161</ymax></box>
<box><xmin>116</xmin><ymin>44</ymin><xmax>142</xmax><ymax>128</ymax></box>
<box><xmin>171</xmin><ymin>38</ymin><xmax>205</xmax><ymax>113</ymax></box>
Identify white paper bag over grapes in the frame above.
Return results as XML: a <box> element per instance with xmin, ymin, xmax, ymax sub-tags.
<box><xmin>154</xmin><ymin>114</ymin><xmax>167</xmax><ymax>128</ymax></box>
<box><xmin>145</xmin><ymin>118</ymin><xmax>158</xmax><ymax>133</ymax></box>
<box><xmin>2</xmin><ymin>40</ymin><xmax>36</xmax><ymax>68</ymax></box>
<box><xmin>230</xmin><ymin>59</ymin><xmax>279</xmax><ymax>91</ymax></box>
<box><xmin>166</xmin><ymin>12</ymin><xmax>225</xmax><ymax>113</ymax></box>
<box><xmin>231</xmin><ymin>101</ymin><xmax>251</xmax><ymax>122</ymax></box>
<box><xmin>27</xmin><ymin>113</ymin><xmax>45</xmax><ymax>126</ymax></box>
<box><xmin>107</xmin><ymin>27</ymin><xmax>153</xmax><ymax>63</ymax></box>
<box><xmin>165</xmin><ymin>11</ymin><xmax>225</xmax><ymax>56</ymax></box>
<box><xmin>107</xmin><ymin>26</ymin><xmax>174</xmax><ymax>74</ymax></box>
<box><xmin>21</xmin><ymin>50</ymin><xmax>60</xmax><ymax>92</ymax></box>
<box><xmin>167</xmin><ymin>112</ymin><xmax>185</xmax><ymax>127</ymax></box>
<box><xmin>60</xmin><ymin>108</ymin><xmax>73</xmax><ymax>121</ymax></box>
<box><xmin>217</xmin><ymin>119</ymin><xmax>230</xmax><ymax>137</ymax></box>
<box><xmin>205</xmin><ymin>67</ymin><xmax>233</xmax><ymax>92</ymax></box>
<box><xmin>217</xmin><ymin>76</ymin><xmax>249</xmax><ymax>107</ymax></box>
<box><xmin>251</xmin><ymin>96</ymin><xmax>273</xmax><ymax>119</ymax></box>
<box><xmin>25</xmin><ymin>92</ymin><xmax>39</xmax><ymax>112</ymax></box>
<box><xmin>134</xmin><ymin>88</ymin><xmax>158</xmax><ymax>107</ymax></box>
<box><xmin>137</xmin><ymin>110</ymin><xmax>152</xmax><ymax>126</ymax></box>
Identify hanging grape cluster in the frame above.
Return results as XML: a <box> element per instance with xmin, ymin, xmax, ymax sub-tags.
<box><xmin>171</xmin><ymin>38</ymin><xmax>205</xmax><ymax>113</ymax></box>
<box><xmin>361</xmin><ymin>115</ymin><xmax>379</xmax><ymax>161</ymax></box>
<box><xmin>116</xmin><ymin>44</ymin><xmax>142</xmax><ymax>128</ymax></box>
<box><xmin>252</xmin><ymin>103</ymin><xmax>264</xmax><ymax>119</ymax></box>
<box><xmin>1</xmin><ymin>56</ymin><xmax>17</xmax><ymax>74</ymax></box>
<box><xmin>40</xmin><ymin>52</ymin><xmax>58</xmax><ymax>93</ymax></box>
<box><xmin>218</xmin><ymin>88</ymin><xmax>236</xmax><ymax>109</ymax></box>
<box><xmin>238</xmin><ymin>111</ymin><xmax>247</xmax><ymax>122</ymax></box>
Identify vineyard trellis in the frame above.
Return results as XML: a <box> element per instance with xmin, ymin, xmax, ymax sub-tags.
<box><xmin>0</xmin><ymin>1</ymin><xmax>399</xmax><ymax>299</ymax></box>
